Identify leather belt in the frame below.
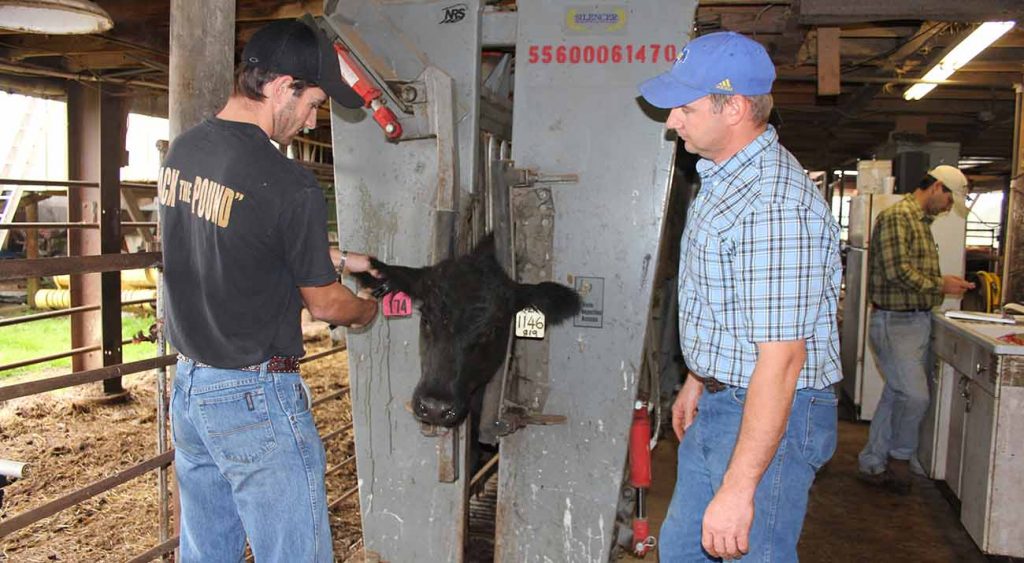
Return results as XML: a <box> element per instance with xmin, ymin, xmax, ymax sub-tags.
<box><xmin>178</xmin><ymin>353</ymin><xmax>301</xmax><ymax>373</ymax></box>
<box><xmin>692</xmin><ymin>374</ymin><xmax>729</xmax><ymax>393</ymax></box>
<box><xmin>872</xmin><ymin>303</ymin><xmax>931</xmax><ymax>313</ymax></box>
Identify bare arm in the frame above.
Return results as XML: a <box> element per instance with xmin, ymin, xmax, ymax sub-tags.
<box><xmin>701</xmin><ymin>340</ymin><xmax>806</xmax><ymax>559</ymax></box>
<box><xmin>300</xmin><ymin>281</ymin><xmax>377</xmax><ymax>327</ymax></box>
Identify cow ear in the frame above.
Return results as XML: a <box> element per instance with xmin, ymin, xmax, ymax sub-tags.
<box><xmin>515</xmin><ymin>282</ymin><xmax>582</xmax><ymax>325</ymax></box>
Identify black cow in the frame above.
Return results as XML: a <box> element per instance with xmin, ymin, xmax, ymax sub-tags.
<box><xmin>355</xmin><ymin>236</ymin><xmax>581</xmax><ymax>428</ymax></box>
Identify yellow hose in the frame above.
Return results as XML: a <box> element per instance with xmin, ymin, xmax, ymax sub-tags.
<box><xmin>52</xmin><ymin>268</ymin><xmax>158</xmax><ymax>290</ymax></box>
<box><xmin>32</xmin><ymin>288</ymin><xmax>157</xmax><ymax>312</ymax></box>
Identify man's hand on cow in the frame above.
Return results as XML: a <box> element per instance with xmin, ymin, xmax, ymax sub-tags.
<box><xmin>345</xmin><ymin>252</ymin><xmax>380</xmax><ymax>278</ymax></box>
<box><xmin>672</xmin><ymin>374</ymin><xmax>704</xmax><ymax>440</ymax></box>
<box><xmin>332</xmin><ymin>248</ymin><xmax>381</xmax><ymax>278</ymax></box>
<box><xmin>702</xmin><ymin>484</ymin><xmax>754</xmax><ymax>560</ymax></box>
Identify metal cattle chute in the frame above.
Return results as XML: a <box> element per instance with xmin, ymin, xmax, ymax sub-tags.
<box><xmin>327</xmin><ymin>1</ymin><xmax>695</xmax><ymax>560</ymax></box>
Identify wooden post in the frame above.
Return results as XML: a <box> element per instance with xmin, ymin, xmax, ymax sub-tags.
<box><xmin>99</xmin><ymin>87</ymin><xmax>126</xmax><ymax>394</ymax></box>
<box><xmin>67</xmin><ymin>83</ymin><xmax>103</xmax><ymax>377</ymax></box>
<box><xmin>1002</xmin><ymin>83</ymin><xmax>1023</xmax><ymax>305</ymax></box>
<box><xmin>817</xmin><ymin>27</ymin><xmax>841</xmax><ymax>96</ymax></box>
<box><xmin>169</xmin><ymin>0</ymin><xmax>236</xmax><ymax>140</ymax></box>
<box><xmin>66</xmin><ymin>83</ymin><xmax>128</xmax><ymax>395</ymax></box>
<box><xmin>24</xmin><ymin>199</ymin><xmax>38</xmax><ymax>308</ymax></box>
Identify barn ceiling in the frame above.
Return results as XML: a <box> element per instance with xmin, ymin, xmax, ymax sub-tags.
<box><xmin>0</xmin><ymin>0</ymin><xmax>1020</xmax><ymax>174</ymax></box>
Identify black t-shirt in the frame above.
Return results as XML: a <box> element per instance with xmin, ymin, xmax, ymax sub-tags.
<box><xmin>157</xmin><ymin>118</ymin><xmax>337</xmax><ymax>368</ymax></box>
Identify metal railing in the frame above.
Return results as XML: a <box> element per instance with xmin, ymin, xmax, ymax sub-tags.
<box><xmin>0</xmin><ymin>344</ymin><xmax>356</xmax><ymax>562</ymax></box>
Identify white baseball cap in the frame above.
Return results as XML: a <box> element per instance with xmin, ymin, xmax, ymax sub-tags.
<box><xmin>928</xmin><ymin>165</ymin><xmax>969</xmax><ymax>217</ymax></box>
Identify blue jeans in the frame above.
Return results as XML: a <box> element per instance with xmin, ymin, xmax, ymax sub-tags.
<box><xmin>171</xmin><ymin>358</ymin><xmax>333</xmax><ymax>562</ymax></box>
<box><xmin>858</xmin><ymin>310</ymin><xmax>932</xmax><ymax>473</ymax></box>
<box><xmin>659</xmin><ymin>386</ymin><xmax>838</xmax><ymax>562</ymax></box>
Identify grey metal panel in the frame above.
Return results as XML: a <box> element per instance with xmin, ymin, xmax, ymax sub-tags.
<box><xmin>496</xmin><ymin>2</ymin><xmax>695</xmax><ymax>561</ymax></box>
<box><xmin>328</xmin><ymin>2</ymin><xmax>483</xmax><ymax>560</ymax></box>
<box><xmin>326</xmin><ymin>0</ymin><xmax>482</xmax><ymax>200</ymax></box>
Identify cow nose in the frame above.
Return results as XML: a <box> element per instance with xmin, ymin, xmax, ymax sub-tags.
<box><xmin>414</xmin><ymin>396</ymin><xmax>458</xmax><ymax>426</ymax></box>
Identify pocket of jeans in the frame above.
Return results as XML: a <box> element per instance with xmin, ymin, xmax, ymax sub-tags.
<box><xmin>198</xmin><ymin>388</ymin><xmax>278</xmax><ymax>464</ymax></box>
<box><xmin>800</xmin><ymin>393</ymin><xmax>838</xmax><ymax>471</ymax></box>
<box><xmin>729</xmin><ymin>386</ymin><xmax>747</xmax><ymax>406</ymax></box>
<box><xmin>275</xmin><ymin>375</ymin><xmax>312</xmax><ymax>417</ymax></box>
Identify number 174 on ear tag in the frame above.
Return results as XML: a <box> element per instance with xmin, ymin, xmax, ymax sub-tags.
<box><xmin>383</xmin><ymin>292</ymin><xmax>413</xmax><ymax>317</ymax></box>
<box><xmin>515</xmin><ymin>307</ymin><xmax>546</xmax><ymax>339</ymax></box>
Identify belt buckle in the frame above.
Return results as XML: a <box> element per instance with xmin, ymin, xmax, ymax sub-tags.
<box><xmin>694</xmin><ymin>375</ymin><xmax>727</xmax><ymax>393</ymax></box>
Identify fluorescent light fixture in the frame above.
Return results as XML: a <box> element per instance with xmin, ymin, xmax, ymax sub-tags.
<box><xmin>903</xmin><ymin>21</ymin><xmax>1016</xmax><ymax>101</ymax></box>
<box><xmin>0</xmin><ymin>0</ymin><xmax>113</xmax><ymax>34</ymax></box>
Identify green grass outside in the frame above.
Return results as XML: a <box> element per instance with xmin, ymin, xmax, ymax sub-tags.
<box><xmin>0</xmin><ymin>310</ymin><xmax>157</xmax><ymax>379</ymax></box>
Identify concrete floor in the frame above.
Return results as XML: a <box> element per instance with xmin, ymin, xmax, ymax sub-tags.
<box><xmin>622</xmin><ymin>420</ymin><xmax>989</xmax><ymax>562</ymax></box>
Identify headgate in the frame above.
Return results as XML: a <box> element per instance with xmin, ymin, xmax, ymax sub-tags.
<box><xmin>327</xmin><ymin>2</ymin><xmax>696</xmax><ymax>560</ymax></box>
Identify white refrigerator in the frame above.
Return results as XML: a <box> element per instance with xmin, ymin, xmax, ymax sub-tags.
<box><xmin>840</xmin><ymin>194</ymin><xmax>965</xmax><ymax>421</ymax></box>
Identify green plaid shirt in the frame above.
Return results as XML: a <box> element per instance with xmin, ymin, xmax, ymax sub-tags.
<box><xmin>869</xmin><ymin>194</ymin><xmax>943</xmax><ymax>310</ymax></box>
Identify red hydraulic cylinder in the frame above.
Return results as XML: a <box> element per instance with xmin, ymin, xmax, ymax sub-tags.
<box><xmin>333</xmin><ymin>43</ymin><xmax>403</xmax><ymax>140</ymax></box>
<box><xmin>629</xmin><ymin>401</ymin><xmax>656</xmax><ymax>556</ymax></box>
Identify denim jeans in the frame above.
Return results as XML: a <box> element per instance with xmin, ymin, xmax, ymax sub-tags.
<box><xmin>171</xmin><ymin>358</ymin><xmax>333</xmax><ymax>562</ymax></box>
<box><xmin>858</xmin><ymin>310</ymin><xmax>932</xmax><ymax>474</ymax></box>
<box><xmin>659</xmin><ymin>386</ymin><xmax>838</xmax><ymax>562</ymax></box>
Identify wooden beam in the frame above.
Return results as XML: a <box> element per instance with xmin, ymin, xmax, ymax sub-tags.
<box><xmin>961</xmin><ymin>61</ymin><xmax>1024</xmax><ymax>73</ymax></box>
<box><xmin>0</xmin><ymin>252</ymin><xmax>162</xmax><ymax>281</ymax></box>
<box><xmin>817</xmin><ymin>27</ymin><xmax>840</xmax><ymax>96</ymax></box>
<box><xmin>696</xmin><ymin>6</ymin><xmax>790</xmax><ymax>34</ymax></box>
<box><xmin>64</xmin><ymin>53</ymin><xmax>143</xmax><ymax>71</ymax></box>
<box><xmin>840</xmin><ymin>25</ymin><xmax>918</xmax><ymax>39</ymax></box>
<box><xmin>237</xmin><ymin>0</ymin><xmax>324</xmax><ymax>21</ymax></box>
<box><xmin>1003</xmin><ymin>86</ymin><xmax>1024</xmax><ymax>303</ymax></box>
<box><xmin>894</xmin><ymin>115</ymin><xmax>928</xmax><ymax>135</ymax></box>
<box><xmin>800</xmin><ymin>0</ymin><xmax>1022</xmax><ymax>23</ymax></box>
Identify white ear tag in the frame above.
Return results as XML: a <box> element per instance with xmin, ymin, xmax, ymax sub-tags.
<box><xmin>515</xmin><ymin>307</ymin><xmax>546</xmax><ymax>339</ymax></box>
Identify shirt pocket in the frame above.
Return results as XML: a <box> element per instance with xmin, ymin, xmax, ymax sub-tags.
<box><xmin>198</xmin><ymin>386</ymin><xmax>278</xmax><ymax>464</ymax></box>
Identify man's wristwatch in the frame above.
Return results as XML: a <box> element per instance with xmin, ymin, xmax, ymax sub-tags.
<box><xmin>338</xmin><ymin>250</ymin><xmax>348</xmax><ymax>275</ymax></box>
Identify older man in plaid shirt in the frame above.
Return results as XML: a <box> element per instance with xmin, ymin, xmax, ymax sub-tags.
<box><xmin>858</xmin><ymin>165</ymin><xmax>974</xmax><ymax>493</ymax></box>
<box><xmin>640</xmin><ymin>32</ymin><xmax>842</xmax><ymax>561</ymax></box>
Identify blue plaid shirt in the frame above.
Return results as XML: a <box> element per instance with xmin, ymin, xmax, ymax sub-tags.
<box><xmin>678</xmin><ymin>126</ymin><xmax>842</xmax><ymax>390</ymax></box>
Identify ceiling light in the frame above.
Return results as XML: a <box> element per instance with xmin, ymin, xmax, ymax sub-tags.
<box><xmin>0</xmin><ymin>0</ymin><xmax>113</xmax><ymax>35</ymax></box>
<box><xmin>903</xmin><ymin>21</ymin><xmax>1016</xmax><ymax>101</ymax></box>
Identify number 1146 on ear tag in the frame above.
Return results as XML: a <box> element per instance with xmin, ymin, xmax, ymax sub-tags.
<box><xmin>515</xmin><ymin>307</ymin><xmax>546</xmax><ymax>339</ymax></box>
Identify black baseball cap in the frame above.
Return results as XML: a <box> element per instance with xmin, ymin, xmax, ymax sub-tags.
<box><xmin>241</xmin><ymin>18</ymin><xmax>364</xmax><ymax>109</ymax></box>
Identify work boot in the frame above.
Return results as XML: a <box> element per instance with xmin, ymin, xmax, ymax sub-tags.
<box><xmin>886</xmin><ymin>458</ymin><xmax>912</xmax><ymax>495</ymax></box>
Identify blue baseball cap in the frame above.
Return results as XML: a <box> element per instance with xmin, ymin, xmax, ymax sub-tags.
<box><xmin>639</xmin><ymin>31</ymin><xmax>776</xmax><ymax>109</ymax></box>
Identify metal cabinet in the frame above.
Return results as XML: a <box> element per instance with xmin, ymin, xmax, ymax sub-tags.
<box><xmin>959</xmin><ymin>379</ymin><xmax>996</xmax><ymax>547</ymax></box>
<box><xmin>925</xmin><ymin>313</ymin><xmax>1024</xmax><ymax>557</ymax></box>
<box><xmin>918</xmin><ymin>361</ymin><xmax>954</xmax><ymax>481</ymax></box>
<box><xmin>943</xmin><ymin>371</ymin><xmax>967</xmax><ymax>496</ymax></box>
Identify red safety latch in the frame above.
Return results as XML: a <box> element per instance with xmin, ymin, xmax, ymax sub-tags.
<box><xmin>333</xmin><ymin>43</ymin><xmax>403</xmax><ymax>140</ymax></box>
<box><xmin>629</xmin><ymin>401</ymin><xmax>657</xmax><ymax>557</ymax></box>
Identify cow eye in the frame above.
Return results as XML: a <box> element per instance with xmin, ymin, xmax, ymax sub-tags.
<box><xmin>443</xmin><ymin>408</ymin><xmax>457</xmax><ymax>422</ymax></box>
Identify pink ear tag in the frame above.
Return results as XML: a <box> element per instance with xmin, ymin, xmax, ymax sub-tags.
<box><xmin>382</xmin><ymin>291</ymin><xmax>413</xmax><ymax>318</ymax></box>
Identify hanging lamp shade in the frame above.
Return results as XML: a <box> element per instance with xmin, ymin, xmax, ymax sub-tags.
<box><xmin>0</xmin><ymin>0</ymin><xmax>113</xmax><ymax>34</ymax></box>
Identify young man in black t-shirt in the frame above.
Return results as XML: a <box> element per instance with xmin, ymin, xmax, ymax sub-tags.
<box><xmin>159</xmin><ymin>19</ymin><xmax>376</xmax><ymax>562</ymax></box>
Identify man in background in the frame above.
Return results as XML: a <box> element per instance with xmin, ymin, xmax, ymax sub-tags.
<box><xmin>858</xmin><ymin>165</ymin><xmax>975</xmax><ymax>493</ymax></box>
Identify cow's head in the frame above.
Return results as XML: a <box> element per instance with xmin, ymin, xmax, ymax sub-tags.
<box><xmin>355</xmin><ymin>236</ymin><xmax>581</xmax><ymax>427</ymax></box>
